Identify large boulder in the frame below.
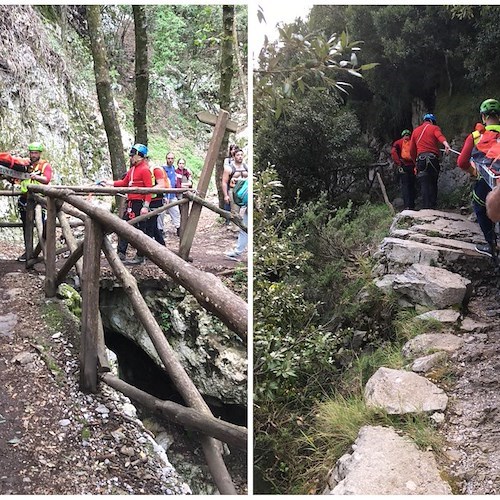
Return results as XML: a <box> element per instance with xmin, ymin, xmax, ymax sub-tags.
<box><xmin>375</xmin><ymin>263</ymin><xmax>472</xmax><ymax>309</ymax></box>
<box><xmin>402</xmin><ymin>333</ymin><xmax>464</xmax><ymax>358</ymax></box>
<box><xmin>364</xmin><ymin>367</ymin><xmax>448</xmax><ymax>414</ymax></box>
<box><xmin>323</xmin><ymin>425</ymin><xmax>452</xmax><ymax>495</ymax></box>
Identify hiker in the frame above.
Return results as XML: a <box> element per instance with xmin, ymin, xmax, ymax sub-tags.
<box><xmin>17</xmin><ymin>142</ymin><xmax>53</xmax><ymax>262</ymax></box>
<box><xmin>161</xmin><ymin>152</ymin><xmax>181</xmax><ymax>237</ymax></box>
<box><xmin>410</xmin><ymin>113</ymin><xmax>451</xmax><ymax>209</ymax></box>
<box><xmin>223</xmin><ymin>144</ymin><xmax>238</xmax><ymax>224</ymax></box>
<box><xmin>457</xmin><ymin>99</ymin><xmax>500</xmax><ymax>258</ymax></box>
<box><xmin>391</xmin><ymin>129</ymin><xmax>416</xmax><ymax>210</ymax></box>
<box><xmin>104</xmin><ymin>143</ymin><xmax>152</xmax><ymax>265</ymax></box>
<box><xmin>175</xmin><ymin>158</ymin><xmax>193</xmax><ymax>189</ymax></box>
<box><xmin>148</xmin><ymin>162</ymin><xmax>170</xmax><ymax>246</ymax></box>
<box><xmin>222</xmin><ymin>148</ymin><xmax>248</xmax><ymax>226</ymax></box>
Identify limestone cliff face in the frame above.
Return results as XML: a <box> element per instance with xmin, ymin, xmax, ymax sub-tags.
<box><xmin>0</xmin><ymin>6</ymin><xmax>112</xmax><ymax>185</ymax></box>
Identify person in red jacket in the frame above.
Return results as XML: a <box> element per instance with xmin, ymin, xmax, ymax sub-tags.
<box><xmin>410</xmin><ymin>113</ymin><xmax>451</xmax><ymax>209</ymax></box>
<box><xmin>105</xmin><ymin>143</ymin><xmax>152</xmax><ymax>265</ymax></box>
<box><xmin>458</xmin><ymin>99</ymin><xmax>500</xmax><ymax>259</ymax></box>
<box><xmin>391</xmin><ymin>129</ymin><xmax>416</xmax><ymax>210</ymax></box>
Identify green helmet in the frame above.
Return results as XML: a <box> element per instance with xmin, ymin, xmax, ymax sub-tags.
<box><xmin>480</xmin><ymin>99</ymin><xmax>500</xmax><ymax>116</ymax></box>
<box><xmin>28</xmin><ymin>142</ymin><xmax>44</xmax><ymax>152</ymax></box>
<box><xmin>401</xmin><ymin>129</ymin><xmax>411</xmax><ymax>137</ymax></box>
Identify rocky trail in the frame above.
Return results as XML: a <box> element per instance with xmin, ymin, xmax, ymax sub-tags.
<box><xmin>0</xmin><ymin>202</ymin><xmax>247</xmax><ymax>495</ymax></box>
<box><xmin>324</xmin><ymin>209</ymin><xmax>500</xmax><ymax>495</ymax></box>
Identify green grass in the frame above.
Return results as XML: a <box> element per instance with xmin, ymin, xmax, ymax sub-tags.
<box><xmin>393</xmin><ymin>308</ymin><xmax>444</xmax><ymax>343</ymax></box>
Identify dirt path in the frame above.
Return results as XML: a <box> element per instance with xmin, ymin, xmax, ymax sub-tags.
<box><xmin>0</xmin><ymin>202</ymin><xmax>247</xmax><ymax>494</ymax></box>
<box><xmin>440</xmin><ymin>277</ymin><xmax>500</xmax><ymax>494</ymax></box>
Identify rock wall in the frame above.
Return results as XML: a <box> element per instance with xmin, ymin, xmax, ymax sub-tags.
<box><xmin>0</xmin><ymin>6</ymin><xmax>113</xmax><ymax>190</ymax></box>
<box><xmin>99</xmin><ymin>277</ymin><xmax>247</xmax><ymax>407</ymax></box>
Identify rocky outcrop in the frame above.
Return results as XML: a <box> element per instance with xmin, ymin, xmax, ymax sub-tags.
<box><xmin>323</xmin><ymin>426</ymin><xmax>452</xmax><ymax>495</ymax></box>
<box><xmin>324</xmin><ymin>209</ymin><xmax>499</xmax><ymax>495</ymax></box>
<box><xmin>99</xmin><ymin>278</ymin><xmax>247</xmax><ymax>406</ymax></box>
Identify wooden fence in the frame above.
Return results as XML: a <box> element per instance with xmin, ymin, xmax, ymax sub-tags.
<box><xmin>0</xmin><ymin>110</ymin><xmax>248</xmax><ymax>494</ymax></box>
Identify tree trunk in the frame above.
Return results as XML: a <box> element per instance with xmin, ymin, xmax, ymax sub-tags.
<box><xmin>133</xmin><ymin>5</ymin><xmax>149</xmax><ymax>145</ymax></box>
<box><xmin>86</xmin><ymin>6</ymin><xmax>127</xmax><ymax>180</ymax></box>
<box><xmin>216</xmin><ymin>5</ymin><xmax>235</xmax><ymax>209</ymax></box>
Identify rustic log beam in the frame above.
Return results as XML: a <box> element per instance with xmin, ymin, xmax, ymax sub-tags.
<box><xmin>34</xmin><ymin>204</ymin><xmax>46</xmax><ymax>258</ymax></box>
<box><xmin>185</xmin><ymin>192</ymin><xmax>246</xmax><ymax>231</ymax></box>
<box><xmin>179</xmin><ymin>110</ymin><xmax>230</xmax><ymax>260</ymax></box>
<box><xmin>29</xmin><ymin>185</ymin><xmax>247</xmax><ymax>340</ymax></box>
<box><xmin>44</xmin><ymin>198</ymin><xmax>57</xmax><ymax>297</ymax></box>
<box><xmin>80</xmin><ymin>218</ymin><xmax>103</xmax><ymax>393</ymax></box>
<box><xmin>49</xmin><ymin>186</ymin><xmax>190</xmax><ymax>195</ymax></box>
<box><xmin>100</xmin><ymin>373</ymin><xmax>247</xmax><ymax>449</ymax></box>
<box><xmin>55</xmin><ymin>243</ymin><xmax>84</xmax><ymax>287</ymax></box>
<box><xmin>101</xmin><ymin>237</ymin><xmax>237</xmax><ymax>494</ymax></box>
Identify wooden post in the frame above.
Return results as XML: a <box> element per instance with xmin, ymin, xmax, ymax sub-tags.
<box><xmin>179</xmin><ymin>109</ymin><xmax>232</xmax><ymax>260</ymax></box>
<box><xmin>80</xmin><ymin>218</ymin><xmax>103</xmax><ymax>393</ymax></box>
<box><xmin>44</xmin><ymin>198</ymin><xmax>57</xmax><ymax>297</ymax></box>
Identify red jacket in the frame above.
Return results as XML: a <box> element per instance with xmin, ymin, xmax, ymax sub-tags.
<box><xmin>457</xmin><ymin>134</ymin><xmax>475</xmax><ymax>171</ymax></box>
<box><xmin>114</xmin><ymin>159</ymin><xmax>152</xmax><ymax>203</ymax></box>
<box><xmin>410</xmin><ymin>122</ymin><xmax>448</xmax><ymax>158</ymax></box>
<box><xmin>391</xmin><ymin>137</ymin><xmax>414</xmax><ymax>166</ymax></box>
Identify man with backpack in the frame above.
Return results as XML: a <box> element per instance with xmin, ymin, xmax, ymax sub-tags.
<box><xmin>391</xmin><ymin>129</ymin><xmax>416</xmax><ymax>210</ymax></box>
<box><xmin>225</xmin><ymin>177</ymin><xmax>248</xmax><ymax>261</ymax></box>
<box><xmin>161</xmin><ymin>152</ymin><xmax>181</xmax><ymax>237</ymax></box>
<box><xmin>17</xmin><ymin>142</ymin><xmax>53</xmax><ymax>262</ymax></box>
<box><xmin>458</xmin><ymin>99</ymin><xmax>500</xmax><ymax>259</ymax></box>
<box><xmin>410</xmin><ymin>113</ymin><xmax>451</xmax><ymax>209</ymax></box>
<box><xmin>222</xmin><ymin>148</ymin><xmax>248</xmax><ymax>229</ymax></box>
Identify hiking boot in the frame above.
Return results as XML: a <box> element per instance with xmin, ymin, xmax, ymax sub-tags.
<box><xmin>475</xmin><ymin>243</ymin><xmax>494</xmax><ymax>258</ymax></box>
<box><xmin>124</xmin><ymin>255</ymin><xmax>145</xmax><ymax>265</ymax></box>
<box><xmin>17</xmin><ymin>252</ymin><xmax>27</xmax><ymax>262</ymax></box>
<box><xmin>118</xmin><ymin>252</ymin><xmax>126</xmax><ymax>261</ymax></box>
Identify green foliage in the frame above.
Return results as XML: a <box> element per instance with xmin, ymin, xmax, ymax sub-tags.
<box><xmin>254</xmin><ymin>19</ymin><xmax>377</xmax><ymax>125</ymax></box>
<box><xmin>256</xmin><ymin>89</ymin><xmax>374</xmax><ymax>205</ymax></box>
<box><xmin>254</xmin><ymin>168</ymin><xmax>399</xmax><ymax>493</ymax></box>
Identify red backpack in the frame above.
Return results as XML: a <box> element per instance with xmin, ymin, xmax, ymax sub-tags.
<box><xmin>470</xmin><ymin>125</ymin><xmax>500</xmax><ymax>189</ymax></box>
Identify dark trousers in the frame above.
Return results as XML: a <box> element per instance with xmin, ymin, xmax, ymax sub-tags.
<box><xmin>117</xmin><ymin>199</ymin><xmax>148</xmax><ymax>256</ymax></box>
<box><xmin>416</xmin><ymin>154</ymin><xmax>440</xmax><ymax>209</ymax></box>
<box><xmin>146</xmin><ymin>198</ymin><xmax>165</xmax><ymax>246</ymax></box>
<box><xmin>473</xmin><ymin>178</ymin><xmax>496</xmax><ymax>245</ymax></box>
<box><xmin>18</xmin><ymin>196</ymin><xmax>46</xmax><ymax>245</ymax></box>
<box><xmin>398</xmin><ymin>164</ymin><xmax>416</xmax><ymax>210</ymax></box>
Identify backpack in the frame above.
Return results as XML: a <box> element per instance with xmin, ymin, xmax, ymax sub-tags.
<box><xmin>233</xmin><ymin>178</ymin><xmax>248</xmax><ymax>207</ymax></box>
<box><xmin>400</xmin><ymin>139</ymin><xmax>412</xmax><ymax>162</ymax></box>
<box><xmin>470</xmin><ymin>126</ymin><xmax>500</xmax><ymax>189</ymax></box>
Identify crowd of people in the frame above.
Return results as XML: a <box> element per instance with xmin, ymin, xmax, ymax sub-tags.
<box><xmin>391</xmin><ymin>98</ymin><xmax>500</xmax><ymax>262</ymax></box>
<box><xmin>7</xmin><ymin>141</ymin><xmax>248</xmax><ymax>266</ymax></box>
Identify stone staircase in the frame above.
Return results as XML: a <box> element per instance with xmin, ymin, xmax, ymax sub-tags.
<box><xmin>323</xmin><ymin>209</ymin><xmax>498</xmax><ymax>495</ymax></box>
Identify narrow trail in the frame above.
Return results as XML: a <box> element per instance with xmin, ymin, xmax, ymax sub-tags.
<box><xmin>441</xmin><ymin>278</ymin><xmax>500</xmax><ymax>494</ymax></box>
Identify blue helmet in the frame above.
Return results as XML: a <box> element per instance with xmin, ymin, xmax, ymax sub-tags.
<box><xmin>130</xmin><ymin>143</ymin><xmax>148</xmax><ymax>157</ymax></box>
<box><xmin>423</xmin><ymin>113</ymin><xmax>436</xmax><ymax>123</ymax></box>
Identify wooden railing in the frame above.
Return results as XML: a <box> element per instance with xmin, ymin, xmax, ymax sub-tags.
<box><xmin>0</xmin><ymin>110</ymin><xmax>248</xmax><ymax>494</ymax></box>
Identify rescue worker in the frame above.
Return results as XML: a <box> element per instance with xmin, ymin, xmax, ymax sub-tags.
<box><xmin>458</xmin><ymin>99</ymin><xmax>500</xmax><ymax>258</ymax></box>
<box><xmin>17</xmin><ymin>142</ymin><xmax>53</xmax><ymax>262</ymax></box>
<box><xmin>410</xmin><ymin>113</ymin><xmax>451</xmax><ymax>209</ymax></box>
<box><xmin>391</xmin><ymin>129</ymin><xmax>416</xmax><ymax>210</ymax></box>
<box><xmin>104</xmin><ymin>143</ymin><xmax>152</xmax><ymax>265</ymax></box>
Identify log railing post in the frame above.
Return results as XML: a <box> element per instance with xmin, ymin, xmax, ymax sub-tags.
<box><xmin>179</xmin><ymin>109</ymin><xmax>231</xmax><ymax>260</ymax></box>
<box><xmin>44</xmin><ymin>197</ymin><xmax>57</xmax><ymax>297</ymax></box>
<box><xmin>80</xmin><ymin>218</ymin><xmax>103</xmax><ymax>393</ymax></box>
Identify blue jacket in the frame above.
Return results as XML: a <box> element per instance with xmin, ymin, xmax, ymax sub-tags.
<box><xmin>163</xmin><ymin>165</ymin><xmax>177</xmax><ymax>200</ymax></box>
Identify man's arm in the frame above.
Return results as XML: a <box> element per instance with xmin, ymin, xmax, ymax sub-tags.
<box><xmin>222</xmin><ymin>166</ymin><xmax>231</xmax><ymax>203</ymax></box>
<box><xmin>487</xmin><ymin>186</ymin><xmax>500</xmax><ymax>222</ymax></box>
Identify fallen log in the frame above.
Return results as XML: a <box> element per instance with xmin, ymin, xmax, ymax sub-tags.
<box><xmin>101</xmin><ymin>373</ymin><xmax>247</xmax><ymax>450</ymax></box>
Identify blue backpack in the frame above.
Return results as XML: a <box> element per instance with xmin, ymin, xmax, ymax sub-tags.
<box><xmin>233</xmin><ymin>178</ymin><xmax>248</xmax><ymax>207</ymax></box>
